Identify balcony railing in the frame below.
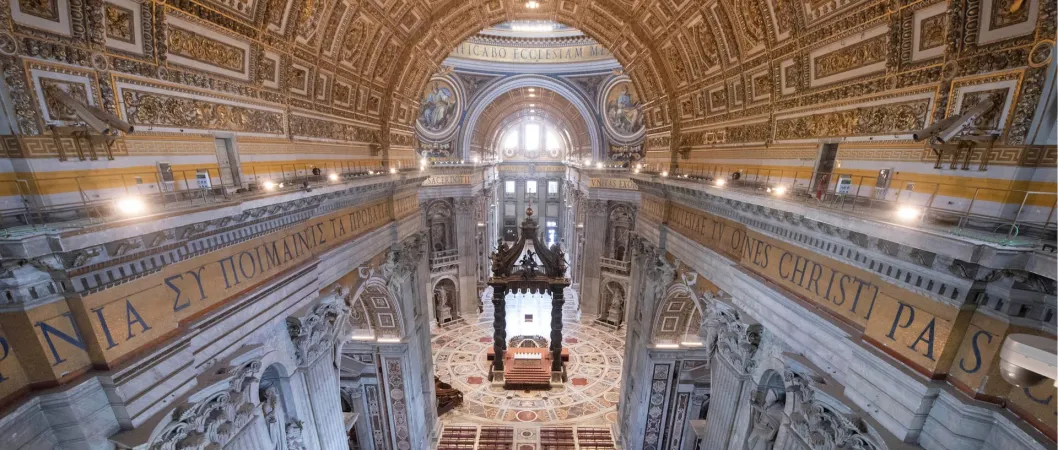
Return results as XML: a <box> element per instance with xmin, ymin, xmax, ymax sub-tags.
<box><xmin>431</xmin><ymin>249</ymin><xmax>459</xmax><ymax>270</ymax></box>
<box><xmin>0</xmin><ymin>161</ymin><xmax>394</xmax><ymax>234</ymax></box>
<box><xmin>601</xmin><ymin>257</ymin><xmax>631</xmax><ymax>274</ymax></box>
<box><xmin>661</xmin><ymin>166</ymin><xmax>1057</xmax><ymax>250</ymax></box>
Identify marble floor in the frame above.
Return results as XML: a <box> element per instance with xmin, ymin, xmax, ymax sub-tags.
<box><xmin>432</xmin><ymin>306</ymin><xmax>624</xmax><ymax>428</ymax></box>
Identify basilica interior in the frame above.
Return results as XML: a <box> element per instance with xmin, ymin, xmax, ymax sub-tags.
<box><xmin>0</xmin><ymin>0</ymin><xmax>1056</xmax><ymax>449</ymax></box>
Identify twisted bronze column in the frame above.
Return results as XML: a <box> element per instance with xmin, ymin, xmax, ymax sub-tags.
<box><xmin>492</xmin><ymin>285</ymin><xmax>507</xmax><ymax>372</ymax></box>
<box><xmin>549</xmin><ymin>284</ymin><xmax>565</xmax><ymax>373</ymax></box>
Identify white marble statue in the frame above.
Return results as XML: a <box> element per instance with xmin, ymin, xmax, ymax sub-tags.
<box><xmin>286</xmin><ymin>420</ymin><xmax>307</xmax><ymax>450</ymax></box>
<box><xmin>605</xmin><ymin>287</ymin><xmax>624</xmax><ymax>324</ymax></box>
<box><xmin>261</xmin><ymin>387</ymin><xmax>287</xmax><ymax>450</ymax></box>
<box><xmin>436</xmin><ymin>287</ymin><xmax>452</xmax><ymax>323</ymax></box>
<box><xmin>746</xmin><ymin>390</ymin><xmax>783</xmax><ymax>450</ymax></box>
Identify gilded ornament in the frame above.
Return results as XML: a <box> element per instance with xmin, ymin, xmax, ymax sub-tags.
<box><xmin>167</xmin><ymin>26</ymin><xmax>246</xmax><ymax>72</ymax></box>
<box><xmin>774</xmin><ymin>99</ymin><xmax>929</xmax><ymax>140</ymax></box>
<box><xmin>1028</xmin><ymin>40</ymin><xmax>1054</xmax><ymax>68</ymax></box>
<box><xmin>17</xmin><ymin>0</ymin><xmax>59</xmax><ymax>21</ymax></box>
<box><xmin>0</xmin><ymin>32</ymin><xmax>16</xmax><ymax>56</ymax></box>
<box><xmin>121</xmin><ymin>89</ymin><xmax>284</xmax><ymax>134</ymax></box>
<box><xmin>40</xmin><ymin>78</ymin><xmax>90</xmax><ymax>122</ymax></box>
<box><xmin>991</xmin><ymin>0</ymin><xmax>1031</xmax><ymax>30</ymax></box>
<box><xmin>105</xmin><ymin>3</ymin><xmax>135</xmax><ymax>44</ymax></box>
<box><xmin>918</xmin><ymin>13</ymin><xmax>946</xmax><ymax>52</ymax></box>
<box><xmin>814</xmin><ymin>34</ymin><xmax>887</xmax><ymax>79</ymax></box>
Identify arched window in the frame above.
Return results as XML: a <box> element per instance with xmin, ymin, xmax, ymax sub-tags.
<box><xmin>497</xmin><ymin>115</ymin><xmax>568</xmax><ymax>160</ymax></box>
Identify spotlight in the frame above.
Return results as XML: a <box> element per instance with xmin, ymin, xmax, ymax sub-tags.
<box><xmin>328</xmin><ymin>173</ymin><xmax>339</xmax><ymax>182</ymax></box>
<box><xmin>525</xmin><ymin>0</ymin><xmax>540</xmax><ymax>8</ymax></box>
<box><xmin>278</xmin><ymin>182</ymin><xmax>285</xmax><ymax>188</ymax></box>
<box><xmin>771</xmin><ymin>186</ymin><xmax>787</xmax><ymax>196</ymax></box>
<box><xmin>595</xmin><ymin>162</ymin><xmax>603</xmax><ymax>169</ymax></box>
<box><xmin>263</xmin><ymin>181</ymin><xmax>277</xmax><ymax>191</ymax></box>
<box><xmin>367</xmin><ymin>170</ymin><xmax>374</xmax><ymax>175</ymax></box>
<box><xmin>116</xmin><ymin>196</ymin><xmax>146</xmax><ymax>216</ymax></box>
<box><xmin>896</xmin><ymin>205</ymin><xmax>921</xmax><ymax>222</ymax></box>
<box><xmin>583</xmin><ymin>158</ymin><xmax>591</xmax><ymax>165</ymax></box>
<box><xmin>389</xmin><ymin>168</ymin><xmax>397</xmax><ymax>174</ymax></box>
<box><xmin>472</xmin><ymin>156</ymin><xmax>480</xmax><ymax>163</ymax></box>
<box><xmin>527</xmin><ymin>88</ymin><xmax>536</xmax><ymax>92</ymax></box>
<box><xmin>633</xmin><ymin>168</ymin><xmax>641</xmax><ymax>174</ymax></box>
<box><xmin>715</xmin><ymin>178</ymin><xmax>726</xmax><ymax>187</ymax></box>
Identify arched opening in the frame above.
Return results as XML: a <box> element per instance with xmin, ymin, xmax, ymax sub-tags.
<box><xmin>432</xmin><ymin>277</ymin><xmax>458</xmax><ymax>325</ymax></box>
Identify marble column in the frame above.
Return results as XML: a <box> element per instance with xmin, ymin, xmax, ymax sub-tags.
<box><xmin>304</xmin><ymin>354</ymin><xmax>347</xmax><ymax>450</ymax></box>
<box><xmin>341</xmin><ymin>381</ymin><xmax>373</xmax><ymax>450</ymax></box>
<box><xmin>579</xmin><ymin>199</ymin><xmax>608</xmax><ymax>316</ymax></box>
<box><xmin>288</xmin><ymin>301</ymin><xmax>350</xmax><ymax>450</ymax></box>
<box><xmin>549</xmin><ymin>284</ymin><xmax>566</xmax><ymax>373</ymax></box>
<box><xmin>699</xmin><ymin>307</ymin><xmax>760</xmax><ymax>450</ymax></box>
<box><xmin>224</xmin><ymin>413</ymin><xmax>271</xmax><ymax>450</ymax></box>
<box><xmin>454</xmin><ymin>197</ymin><xmax>480</xmax><ymax>316</ymax></box>
<box><xmin>492</xmin><ymin>285</ymin><xmax>507</xmax><ymax>374</ymax></box>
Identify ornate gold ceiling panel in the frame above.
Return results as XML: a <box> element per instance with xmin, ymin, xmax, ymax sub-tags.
<box><xmin>0</xmin><ymin>0</ymin><xmax>1052</xmax><ymax>157</ymax></box>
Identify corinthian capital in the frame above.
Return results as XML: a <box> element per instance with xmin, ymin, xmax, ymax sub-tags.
<box><xmin>287</xmin><ymin>300</ymin><xmax>350</xmax><ymax>367</ymax></box>
<box><xmin>453</xmin><ymin>197</ymin><xmax>479</xmax><ymax>213</ymax></box>
<box><xmin>582</xmin><ymin>199</ymin><xmax>608</xmax><ymax>215</ymax></box>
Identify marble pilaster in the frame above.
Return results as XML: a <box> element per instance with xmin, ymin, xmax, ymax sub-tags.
<box><xmin>304</xmin><ymin>355</ymin><xmax>346</xmax><ymax>450</ymax></box>
<box><xmin>454</xmin><ymin>197</ymin><xmax>480</xmax><ymax>316</ymax></box>
<box><xmin>579</xmin><ymin>199</ymin><xmax>608</xmax><ymax>316</ymax></box>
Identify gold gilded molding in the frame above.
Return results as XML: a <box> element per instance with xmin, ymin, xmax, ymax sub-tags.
<box><xmin>814</xmin><ymin>34</ymin><xmax>887</xmax><ymax>79</ymax></box>
<box><xmin>104</xmin><ymin>3</ymin><xmax>135</xmax><ymax>44</ymax></box>
<box><xmin>121</xmin><ymin>89</ymin><xmax>284</xmax><ymax>134</ymax></box>
<box><xmin>775</xmin><ymin>99</ymin><xmax>930</xmax><ymax>140</ymax></box>
<box><xmin>167</xmin><ymin>26</ymin><xmax>246</xmax><ymax>73</ymax></box>
<box><xmin>919</xmin><ymin>13</ymin><xmax>946</xmax><ymax>52</ymax></box>
<box><xmin>17</xmin><ymin>0</ymin><xmax>59</xmax><ymax>21</ymax></box>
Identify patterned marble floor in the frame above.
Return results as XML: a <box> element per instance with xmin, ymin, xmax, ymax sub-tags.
<box><xmin>432</xmin><ymin>313</ymin><xmax>624</xmax><ymax>427</ymax></box>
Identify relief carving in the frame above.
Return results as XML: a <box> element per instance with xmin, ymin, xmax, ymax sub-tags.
<box><xmin>167</xmin><ymin>26</ymin><xmax>246</xmax><ymax>72</ymax></box>
<box><xmin>122</xmin><ymin>88</ymin><xmax>285</xmax><ymax>134</ymax></box>
<box><xmin>105</xmin><ymin>3</ymin><xmax>135</xmax><ymax>44</ymax></box>
<box><xmin>814</xmin><ymin>34</ymin><xmax>887</xmax><ymax>79</ymax></box>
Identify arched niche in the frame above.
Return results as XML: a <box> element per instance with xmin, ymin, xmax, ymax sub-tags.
<box><xmin>744</xmin><ymin>369</ymin><xmax>787</xmax><ymax>450</ymax></box>
<box><xmin>432</xmin><ymin>277</ymin><xmax>458</xmax><ymax>325</ymax></box>
<box><xmin>599</xmin><ymin>280</ymin><xmax>628</xmax><ymax>327</ymax></box>
<box><xmin>651</xmin><ymin>283</ymin><xmax>703</xmax><ymax>346</ymax></box>
<box><xmin>605</xmin><ymin>204</ymin><xmax>635</xmax><ymax>261</ymax></box>
<box><xmin>457</xmin><ymin>75</ymin><xmax>604</xmax><ymax>161</ymax></box>
<box><xmin>259</xmin><ymin>363</ymin><xmax>302</xmax><ymax>449</ymax></box>
<box><xmin>348</xmin><ymin>278</ymin><xmax>406</xmax><ymax>340</ymax></box>
<box><xmin>425</xmin><ymin>200</ymin><xmax>454</xmax><ymax>252</ymax></box>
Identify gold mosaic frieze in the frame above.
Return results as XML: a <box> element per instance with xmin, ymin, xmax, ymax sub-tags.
<box><xmin>813</xmin><ymin>34</ymin><xmax>887</xmax><ymax>80</ymax></box>
<box><xmin>774</xmin><ymin>99</ymin><xmax>930</xmax><ymax>140</ymax></box>
<box><xmin>167</xmin><ymin>26</ymin><xmax>246</xmax><ymax>73</ymax></box>
<box><xmin>121</xmin><ymin>89</ymin><xmax>284</xmax><ymax>134</ymax></box>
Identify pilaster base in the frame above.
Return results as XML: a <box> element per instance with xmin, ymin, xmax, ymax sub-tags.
<box><xmin>550</xmin><ymin>367</ymin><xmax>567</xmax><ymax>386</ymax></box>
<box><xmin>489</xmin><ymin>369</ymin><xmax>505</xmax><ymax>385</ymax></box>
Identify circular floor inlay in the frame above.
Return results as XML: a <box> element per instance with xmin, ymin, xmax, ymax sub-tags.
<box><xmin>432</xmin><ymin>312</ymin><xmax>624</xmax><ymax>426</ymax></box>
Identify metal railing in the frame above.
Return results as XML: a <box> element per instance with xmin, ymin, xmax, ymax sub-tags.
<box><xmin>664</xmin><ymin>165</ymin><xmax>1057</xmax><ymax>249</ymax></box>
<box><xmin>0</xmin><ymin>160</ymin><xmax>392</xmax><ymax>234</ymax></box>
<box><xmin>431</xmin><ymin>249</ymin><xmax>459</xmax><ymax>270</ymax></box>
<box><xmin>600</xmin><ymin>257</ymin><xmax>631</xmax><ymax>274</ymax></box>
